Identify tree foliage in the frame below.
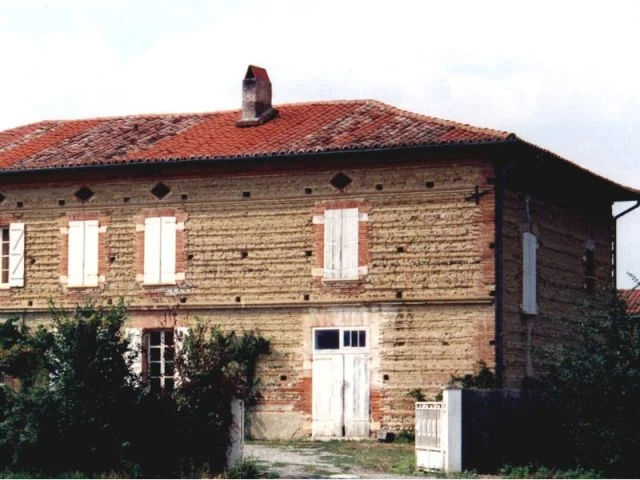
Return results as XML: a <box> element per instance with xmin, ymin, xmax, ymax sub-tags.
<box><xmin>0</xmin><ymin>302</ymin><xmax>269</xmax><ymax>477</ymax></box>
<box><xmin>542</xmin><ymin>288</ymin><xmax>640</xmax><ymax>477</ymax></box>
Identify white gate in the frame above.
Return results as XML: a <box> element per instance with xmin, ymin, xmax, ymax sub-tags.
<box><xmin>416</xmin><ymin>402</ymin><xmax>444</xmax><ymax>470</ymax></box>
<box><xmin>415</xmin><ymin>389</ymin><xmax>462</xmax><ymax>473</ymax></box>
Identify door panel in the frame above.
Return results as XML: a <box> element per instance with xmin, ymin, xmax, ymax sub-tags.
<box><xmin>344</xmin><ymin>354</ymin><xmax>370</xmax><ymax>437</ymax></box>
<box><xmin>312</xmin><ymin>354</ymin><xmax>343</xmax><ymax>437</ymax></box>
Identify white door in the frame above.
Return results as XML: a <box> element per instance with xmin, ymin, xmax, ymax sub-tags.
<box><xmin>344</xmin><ymin>353</ymin><xmax>370</xmax><ymax>437</ymax></box>
<box><xmin>312</xmin><ymin>328</ymin><xmax>370</xmax><ymax>438</ymax></box>
<box><xmin>312</xmin><ymin>354</ymin><xmax>343</xmax><ymax>437</ymax></box>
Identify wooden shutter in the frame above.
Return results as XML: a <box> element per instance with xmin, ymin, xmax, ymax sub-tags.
<box><xmin>83</xmin><ymin>220</ymin><xmax>99</xmax><ymax>286</ymax></box>
<box><xmin>160</xmin><ymin>217</ymin><xmax>176</xmax><ymax>284</ymax></box>
<box><xmin>144</xmin><ymin>217</ymin><xmax>161</xmax><ymax>284</ymax></box>
<box><xmin>67</xmin><ymin>221</ymin><xmax>85</xmax><ymax>287</ymax></box>
<box><xmin>522</xmin><ymin>232</ymin><xmax>537</xmax><ymax>314</ymax></box>
<box><xmin>341</xmin><ymin>208</ymin><xmax>359</xmax><ymax>279</ymax></box>
<box><xmin>324</xmin><ymin>210</ymin><xmax>339</xmax><ymax>280</ymax></box>
<box><xmin>8</xmin><ymin>222</ymin><xmax>24</xmax><ymax>287</ymax></box>
<box><xmin>175</xmin><ymin>326</ymin><xmax>189</xmax><ymax>387</ymax></box>
<box><xmin>125</xmin><ymin>328</ymin><xmax>143</xmax><ymax>376</ymax></box>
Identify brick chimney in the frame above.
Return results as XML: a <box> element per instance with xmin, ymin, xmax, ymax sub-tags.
<box><xmin>236</xmin><ymin>65</ymin><xmax>278</xmax><ymax>127</ymax></box>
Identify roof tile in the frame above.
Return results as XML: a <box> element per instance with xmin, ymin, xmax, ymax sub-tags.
<box><xmin>0</xmin><ymin>100</ymin><xmax>510</xmax><ymax>171</ymax></box>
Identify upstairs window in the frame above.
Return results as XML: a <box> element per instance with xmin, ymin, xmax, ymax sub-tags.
<box><xmin>323</xmin><ymin>208</ymin><xmax>359</xmax><ymax>280</ymax></box>
<box><xmin>144</xmin><ymin>217</ymin><xmax>176</xmax><ymax>285</ymax></box>
<box><xmin>522</xmin><ymin>232</ymin><xmax>538</xmax><ymax>315</ymax></box>
<box><xmin>0</xmin><ymin>223</ymin><xmax>24</xmax><ymax>288</ymax></box>
<box><xmin>67</xmin><ymin>220</ymin><xmax>99</xmax><ymax>287</ymax></box>
<box><xmin>584</xmin><ymin>240</ymin><xmax>596</xmax><ymax>295</ymax></box>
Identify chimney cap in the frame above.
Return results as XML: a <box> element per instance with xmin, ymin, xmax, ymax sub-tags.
<box><xmin>245</xmin><ymin>65</ymin><xmax>270</xmax><ymax>82</ymax></box>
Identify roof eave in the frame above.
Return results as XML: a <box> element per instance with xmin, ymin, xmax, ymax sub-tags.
<box><xmin>512</xmin><ymin>137</ymin><xmax>640</xmax><ymax>202</ymax></box>
<box><xmin>0</xmin><ymin>139</ymin><xmax>514</xmax><ymax>177</ymax></box>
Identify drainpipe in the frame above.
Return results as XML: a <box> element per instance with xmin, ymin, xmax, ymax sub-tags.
<box><xmin>494</xmin><ymin>158</ymin><xmax>518</xmax><ymax>389</ymax></box>
<box><xmin>612</xmin><ymin>200</ymin><xmax>640</xmax><ymax>288</ymax></box>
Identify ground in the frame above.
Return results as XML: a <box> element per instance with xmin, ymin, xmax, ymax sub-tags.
<box><xmin>244</xmin><ymin>440</ymin><xmax>425</xmax><ymax>479</ymax></box>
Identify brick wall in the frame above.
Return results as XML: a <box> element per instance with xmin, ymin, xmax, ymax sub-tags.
<box><xmin>502</xmin><ymin>190</ymin><xmax>612</xmax><ymax>387</ymax></box>
<box><xmin>0</xmin><ymin>154</ymin><xmax>497</xmax><ymax>438</ymax></box>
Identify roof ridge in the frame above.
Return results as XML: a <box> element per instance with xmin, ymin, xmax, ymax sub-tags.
<box><xmin>19</xmin><ymin>100</ymin><xmax>372</xmax><ymax>126</ymax></box>
<box><xmin>362</xmin><ymin>99</ymin><xmax>513</xmax><ymax>137</ymax></box>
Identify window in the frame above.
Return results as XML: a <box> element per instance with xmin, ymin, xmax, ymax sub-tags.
<box><xmin>144</xmin><ymin>217</ymin><xmax>176</xmax><ymax>285</ymax></box>
<box><xmin>324</xmin><ymin>208</ymin><xmax>359</xmax><ymax>280</ymax></box>
<box><xmin>67</xmin><ymin>220</ymin><xmax>99</xmax><ymax>287</ymax></box>
<box><xmin>0</xmin><ymin>223</ymin><xmax>24</xmax><ymax>288</ymax></box>
<box><xmin>522</xmin><ymin>232</ymin><xmax>537</xmax><ymax>314</ymax></box>
<box><xmin>125</xmin><ymin>327</ymin><xmax>188</xmax><ymax>394</ymax></box>
<box><xmin>343</xmin><ymin>329</ymin><xmax>366</xmax><ymax>348</ymax></box>
<box><xmin>1</xmin><ymin>228</ymin><xmax>8</xmax><ymax>284</ymax></box>
<box><xmin>584</xmin><ymin>240</ymin><xmax>596</xmax><ymax>295</ymax></box>
<box><xmin>314</xmin><ymin>328</ymin><xmax>367</xmax><ymax>351</ymax></box>
<box><xmin>148</xmin><ymin>330</ymin><xmax>175</xmax><ymax>393</ymax></box>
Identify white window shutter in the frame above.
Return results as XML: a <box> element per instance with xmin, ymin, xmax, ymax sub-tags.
<box><xmin>8</xmin><ymin>222</ymin><xmax>25</xmax><ymax>287</ymax></box>
<box><xmin>160</xmin><ymin>217</ymin><xmax>176</xmax><ymax>284</ymax></box>
<box><xmin>67</xmin><ymin>221</ymin><xmax>85</xmax><ymax>287</ymax></box>
<box><xmin>144</xmin><ymin>217</ymin><xmax>161</xmax><ymax>284</ymax></box>
<box><xmin>83</xmin><ymin>220</ymin><xmax>99</xmax><ymax>287</ymax></box>
<box><xmin>324</xmin><ymin>210</ymin><xmax>339</xmax><ymax>280</ymax></box>
<box><xmin>522</xmin><ymin>232</ymin><xmax>537</xmax><ymax>314</ymax></box>
<box><xmin>125</xmin><ymin>328</ymin><xmax>143</xmax><ymax>376</ymax></box>
<box><xmin>175</xmin><ymin>326</ymin><xmax>189</xmax><ymax>387</ymax></box>
<box><xmin>341</xmin><ymin>208</ymin><xmax>359</xmax><ymax>279</ymax></box>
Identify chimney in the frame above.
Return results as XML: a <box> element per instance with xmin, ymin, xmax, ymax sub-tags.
<box><xmin>236</xmin><ymin>65</ymin><xmax>278</xmax><ymax>127</ymax></box>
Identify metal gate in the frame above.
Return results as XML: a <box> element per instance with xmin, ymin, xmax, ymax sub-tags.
<box><xmin>415</xmin><ymin>402</ymin><xmax>444</xmax><ymax>470</ymax></box>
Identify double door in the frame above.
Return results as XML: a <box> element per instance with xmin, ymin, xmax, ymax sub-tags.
<box><xmin>311</xmin><ymin>328</ymin><xmax>370</xmax><ymax>438</ymax></box>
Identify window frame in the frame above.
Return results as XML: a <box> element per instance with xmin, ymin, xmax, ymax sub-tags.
<box><xmin>522</xmin><ymin>231</ymin><xmax>538</xmax><ymax>315</ymax></box>
<box><xmin>143</xmin><ymin>216</ymin><xmax>177</xmax><ymax>285</ymax></box>
<box><xmin>323</xmin><ymin>208</ymin><xmax>359</xmax><ymax>281</ymax></box>
<box><xmin>0</xmin><ymin>223</ymin><xmax>24</xmax><ymax>289</ymax></box>
<box><xmin>147</xmin><ymin>329</ymin><xmax>176</xmax><ymax>394</ymax></box>
<box><xmin>313</xmin><ymin>327</ymin><xmax>368</xmax><ymax>353</ymax></box>
<box><xmin>67</xmin><ymin>220</ymin><xmax>100</xmax><ymax>288</ymax></box>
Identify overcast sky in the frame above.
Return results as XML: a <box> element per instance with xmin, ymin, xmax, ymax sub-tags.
<box><xmin>1</xmin><ymin>0</ymin><xmax>639</xmax><ymax>287</ymax></box>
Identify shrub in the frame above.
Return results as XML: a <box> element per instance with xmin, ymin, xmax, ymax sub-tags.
<box><xmin>0</xmin><ymin>303</ymin><xmax>269</xmax><ymax>477</ymax></box>
<box><xmin>541</xmin><ymin>285</ymin><xmax>640</xmax><ymax>477</ymax></box>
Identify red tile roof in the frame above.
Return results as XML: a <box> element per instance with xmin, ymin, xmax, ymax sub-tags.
<box><xmin>620</xmin><ymin>289</ymin><xmax>640</xmax><ymax>314</ymax></box>
<box><xmin>0</xmin><ymin>100</ymin><xmax>511</xmax><ymax>171</ymax></box>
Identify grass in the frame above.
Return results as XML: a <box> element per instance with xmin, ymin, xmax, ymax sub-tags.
<box><xmin>225</xmin><ymin>457</ymin><xmax>279</xmax><ymax>478</ymax></box>
<box><xmin>497</xmin><ymin>464</ymin><xmax>603</xmax><ymax>479</ymax></box>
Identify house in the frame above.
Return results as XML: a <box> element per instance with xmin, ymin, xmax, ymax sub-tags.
<box><xmin>619</xmin><ymin>289</ymin><xmax>640</xmax><ymax>316</ymax></box>
<box><xmin>0</xmin><ymin>65</ymin><xmax>638</xmax><ymax>439</ymax></box>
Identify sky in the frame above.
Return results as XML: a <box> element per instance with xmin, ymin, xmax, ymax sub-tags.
<box><xmin>0</xmin><ymin>0</ymin><xmax>639</xmax><ymax>287</ymax></box>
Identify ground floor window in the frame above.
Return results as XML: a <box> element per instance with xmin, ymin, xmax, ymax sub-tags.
<box><xmin>314</xmin><ymin>327</ymin><xmax>367</xmax><ymax>352</ymax></box>
<box><xmin>147</xmin><ymin>329</ymin><xmax>175</xmax><ymax>393</ymax></box>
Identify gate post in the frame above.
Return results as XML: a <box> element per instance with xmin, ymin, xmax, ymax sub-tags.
<box><xmin>442</xmin><ymin>388</ymin><xmax>462</xmax><ymax>473</ymax></box>
<box><xmin>227</xmin><ymin>399</ymin><xmax>244</xmax><ymax>467</ymax></box>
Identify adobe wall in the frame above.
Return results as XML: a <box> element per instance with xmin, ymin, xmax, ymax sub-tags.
<box><xmin>0</xmin><ymin>155</ymin><xmax>497</xmax><ymax>437</ymax></box>
<box><xmin>16</xmin><ymin>302</ymin><xmax>494</xmax><ymax>438</ymax></box>
<box><xmin>502</xmin><ymin>190</ymin><xmax>612</xmax><ymax>387</ymax></box>
<box><xmin>0</xmin><ymin>158</ymin><xmax>495</xmax><ymax>308</ymax></box>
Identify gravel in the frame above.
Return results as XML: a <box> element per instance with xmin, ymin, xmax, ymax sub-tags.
<box><xmin>244</xmin><ymin>442</ymin><xmax>421</xmax><ymax>479</ymax></box>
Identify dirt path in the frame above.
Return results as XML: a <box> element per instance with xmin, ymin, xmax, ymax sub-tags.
<box><xmin>244</xmin><ymin>442</ymin><xmax>421</xmax><ymax>479</ymax></box>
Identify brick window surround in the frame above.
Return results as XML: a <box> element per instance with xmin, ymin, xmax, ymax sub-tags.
<box><xmin>134</xmin><ymin>208</ymin><xmax>187</xmax><ymax>286</ymax></box>
<box><xmin>311</xmin><ymin>199</ymin><xmax>370</xmax><ymax>285</ymax></box>
<box><xmin>59</xmin><ymin>213</ymin><xmax>109</xmax><ymax>288</ymax></box>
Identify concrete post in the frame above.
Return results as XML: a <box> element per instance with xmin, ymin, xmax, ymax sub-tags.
<box><xmin>442</xmin><ymin>388</ymin><xmax>462</xmax><ymax>473</ymax></box>
<box><xmin>227</xmin><ymin>398</ymin><xmax>244</xmax><ymax>468</ymax></box>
